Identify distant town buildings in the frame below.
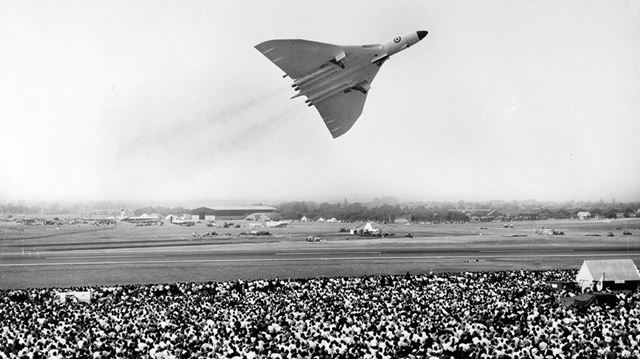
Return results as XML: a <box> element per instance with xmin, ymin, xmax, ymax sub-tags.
<box><xmin>2</xmin><ymin>200</ymin><xmax>639</xmax><ymax>225</ymax></box>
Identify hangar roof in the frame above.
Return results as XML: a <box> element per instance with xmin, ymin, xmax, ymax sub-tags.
<box><xmin>192</xmin><ymin>205</ymin><xmax>276</xmax><ymax>212</ymax></box>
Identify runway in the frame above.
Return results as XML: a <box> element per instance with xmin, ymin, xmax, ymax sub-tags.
<box><xmin>2</xmin><ymin>236</ymin><xmax>640</xmax><ymax>289</ymax></box>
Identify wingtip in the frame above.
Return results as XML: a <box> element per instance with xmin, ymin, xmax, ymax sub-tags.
<box><xmin>254</xmin><ymin>41</ymin><xmax>270</xmax><ymax>51</ymax></box>
<box><xmin>329</xmin><ymin>126</ymin><xmax>346</xmax><ymax>139</ymax></box>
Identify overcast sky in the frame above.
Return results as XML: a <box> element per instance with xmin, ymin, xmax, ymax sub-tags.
<box><xmin>1</xmin><ymin>0</ymin><xmax>639</xmax><ymax>205</ymax></box>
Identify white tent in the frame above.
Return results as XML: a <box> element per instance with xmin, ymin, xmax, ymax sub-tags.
<box><xmin>576</xmin><ymin>259</ymin><xmax>640</xmax><ymax>292</ymax></box>
<box><xmin>363</xmin><ymin>222</ymin><xmax>380</xmax><ymax>234</ymax></box>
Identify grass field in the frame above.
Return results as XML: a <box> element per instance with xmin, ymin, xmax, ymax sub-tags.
<box><xmin>1</xmin><ymin>218</ymin><xmax>639</xmax><ymax>289</ymax></box>
<box><xmin>2</xmin><ymin>217</ymin><xmax>639</xmax><ymax>246</ymax></box>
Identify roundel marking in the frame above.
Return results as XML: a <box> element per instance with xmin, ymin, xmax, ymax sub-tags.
<box><xmin>394</xmin><ymin>36</ymin><xmax>401</xmax><ymax>43</ymax></box>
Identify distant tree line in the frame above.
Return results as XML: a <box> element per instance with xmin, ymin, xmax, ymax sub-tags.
<box><xmin>0</xmin><ymin>202</ymin><xmax>187</xmax><ymax>217</ymax></box>
<box><xmin>0</xmin><ymin>203</ymin><xmax>89</xmax><ymax>215</ymax></box>
<box><xmin>276</xmin><ymin>201</ymin><xmax>640</xmax><ymax>223</ymax></box>
<box><xmin>0</xmin><ymin>204</ymin><xmax>40</xmax><ymax>215</ymax></box>
<box><xmin>276</xmin><ymin>201</ymin><xmax>470</xmax><ymax>223</ymax></box>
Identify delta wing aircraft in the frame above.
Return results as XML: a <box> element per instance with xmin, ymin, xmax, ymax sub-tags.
<box><xmin>255</xmin><ymin>30</ymin><xmax>428</xmax><ymax>138</ymax></box>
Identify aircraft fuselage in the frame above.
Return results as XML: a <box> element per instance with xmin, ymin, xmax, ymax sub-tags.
<box><xmin>292</xmin><ymin>31</ymin><xmax>428</xmax><ymax>106</ymax></box>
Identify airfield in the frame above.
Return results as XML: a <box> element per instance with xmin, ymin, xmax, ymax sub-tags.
<box><xmin>1</xmin><ymin>218</ymin><xmax>639</xmax><ymax>289</ymax></box>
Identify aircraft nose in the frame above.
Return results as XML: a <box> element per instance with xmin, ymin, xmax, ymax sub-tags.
<box><xmin>417</xmin><ymin>30</ymin><xmax>428</xmax><ymax>40</ymax></box>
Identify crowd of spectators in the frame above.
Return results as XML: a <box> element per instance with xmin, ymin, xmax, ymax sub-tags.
<box><xmin>1</xmin><ymin>269</ymin><xmax>639</xmax><ymax>359</ymax></box>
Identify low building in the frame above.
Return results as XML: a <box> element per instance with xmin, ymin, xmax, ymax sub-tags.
<box><xmin>589</xmin><ymin>208</ymin><xmax>604</xmax><ymax>219</ymax></box>
<box><xmin>576</xmin><ymin>259</ymin><xmax>640</xmax><ymax>292</ymax></box>
<box><xmin>516</xmin><ymin>208</ymin><xmax>554</xmax><ymax>221</ymax></box>
<box><xmin>467</xmin><ymin>209</ymin><xmax>505</xmax><ymax>222</ymax></box>
<box><xmin>576</xmin><ymin>211</ymin><xmax>591</xmax><ymax>220</ymax></box>
<box><xmin>603</xmin><ymin>209</ymin><xmax>619</xmax><ymax>219</ymax></box>
<box><xmin>623</xmin><ymin>208</ymin><xmax>637</xmax><ymax>218</ymax></box>
<box><xmin>245</xmin><ymin>212</ymin><xmax>283</xmax><ymax>222</ymax></box>
<box><xmin>537</xmin><ymin>209</ymin><xmax>555</xmax><ymax>220</ymax></box>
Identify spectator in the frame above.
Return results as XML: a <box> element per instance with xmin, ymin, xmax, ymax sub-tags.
<box><xmin>1</xmin><ymin>269</ymin><xmax>639</xmax><ymax>358</ymax></box>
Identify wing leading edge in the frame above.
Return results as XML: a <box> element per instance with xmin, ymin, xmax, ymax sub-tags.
<box><xmin>313</xmin><ymin>64</ymin><xmax>380</xmax><ymax>138</ymax></box>
<box><xmin>255</xmin><ymin>40</ymin><xmax>345</xmax><ymax>79</ymax></box>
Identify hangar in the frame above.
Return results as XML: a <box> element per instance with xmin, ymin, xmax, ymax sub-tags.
<box><xmin>191</xmin><ymin>205</ymin><xmax>276</xmax><ymax>220</ymax></box>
